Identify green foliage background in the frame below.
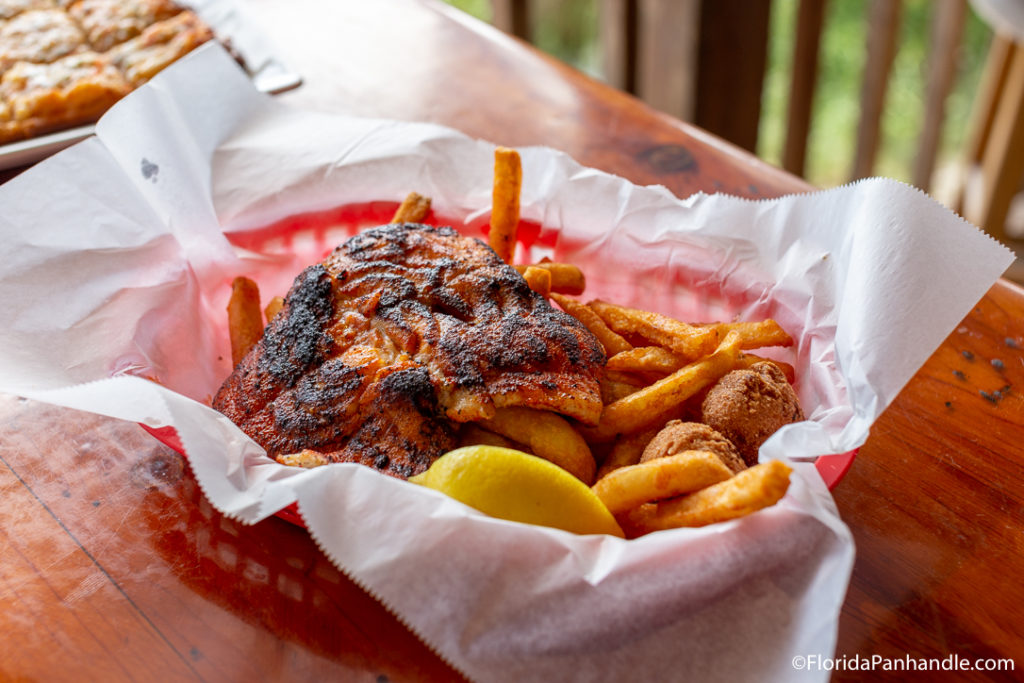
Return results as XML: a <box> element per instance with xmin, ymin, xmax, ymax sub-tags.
<box><xmin>444</xmin><ymin>0</ymin><xmax>991</xmax><ymax>190</ymax></box>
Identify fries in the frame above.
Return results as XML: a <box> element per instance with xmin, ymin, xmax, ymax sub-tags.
<box><xmin>481</xmin><ymin>406</ymin><xmax>596</xmax><ymax>484</ymax></box>
<box><xmin>459</xmin><ymin>423</ymin><xmax>521</xmax><ymax>450</ymax></box>
<box><xmin>489</xmin><ymin>147</ymin><xmax>522</xmax><ymax>263</ymax></box>
<box><xmin>618</xmin><ymin>460</ymin><xmax>792</xmax><ymax>533</ymax></box>
<box><xmin>264</xmin><ymin>295</ymin><xmax>284</xmax><ymax>323</ymax></box>
<box><xmin>589</xmin><ymin>300</ymin><xmax>721</xmax><ymax>359</ymax></box>
<box><xmin>698</xmin><ymin>320</ymin><xmax>793</xmax><ymax>349</ymax></box>
<box><xmin>582</xmin><ymin>330</ymin><xmax>743</xmax><ymax>442</ymax></box>
<box><xmin>222</xmin><ymin>160</ymin><xmax>805</xmax><ymax>538</ymax></box>
<box><xmin>514</xmin><ymin>262</ymin><xmax>586</xmax><ymax>295</ymax></box>
<box><xmin>599</xmin><ymin>374</ymin><xmax>644</xmax><ymax>405</ymax></box>
<box><xmin>606</xmin><ymin>346</ymin><xmax>683</xmax><ymax>374</ymax></box>
<box><xmin>392</xmin><ymin>191</ymin><xmax>432</xmax><ymax>223</ymax></box>
<box><xmin>475</xmin><ymin>154</ymin><xmax>801</xmax><ymax>533</ymax></box>
<box><xmin>608</xmin><ymin>346</ymin><xmax>794</xmax><ymax>382</ymax></box>
<box><xmin>593</xmin><ymin>450</ymin><xmax>734</xmax><ymax>515</ymax></box>
<box><xmin>227</xmin><ymin>276</ymin><xmax>264</xmax><ymax>366</ymax></box>
<box><xmin>521</xmin><ymin>265</ymin><xmax>552</xmax><ymax>297</ymax></box>
<box><xmin>595</xmin><ymin>426</ymin><xmax>659</xmax><ymax>480</ymax></box>
<box><xmin>551</xmin><ymin>293</ymin><xmax>632</xmax><ymax>356</ymax></box>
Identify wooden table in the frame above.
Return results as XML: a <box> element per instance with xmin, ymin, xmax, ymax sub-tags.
<box><xmin>2</xmin><ymin>1</ymin><xmax>1022</xmax><ymax>680</ymax></box>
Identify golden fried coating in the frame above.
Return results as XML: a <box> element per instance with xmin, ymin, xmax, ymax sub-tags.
<box><xmin>700</xmin><ymin>362</ymin><xmax>804</xmax><ymax>466</ymax></box>
<box><xmin>639</xmin><ymin>420</ymin><xmax>746</xmax><ymax>473</ymax></box>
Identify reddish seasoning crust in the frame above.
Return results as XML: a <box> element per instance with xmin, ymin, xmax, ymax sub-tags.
<box><xmin>213</xmin><ymin>223</ymin><xmax>605</xmax><ymax>479</ymax></box>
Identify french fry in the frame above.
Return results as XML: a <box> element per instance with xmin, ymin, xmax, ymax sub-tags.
<box><xmin>736</xmin><ymin>352</ymin><xmax>796</xmax><ymax>385</ymax></box>
<box><xmin>612</xmin><ymin>369</ymin><xmax>669</xmax><ymax>387</ymax></box>
<box><xmin>607</xmin><ymin>346</ymin><xmax>798</xmax><ymax>385</ymax></box>
<box><xmin>227</xmin><ymin>276</ymin><xmax>263</xmax><ymax>366</ymax></box>
<box><xmin>264</xmin><ymin>295</ymin><xmax>284</xmax><ymax>323</ymax></box>
<box><xmin>514</xmin><ymin>262</ymin><xmax>586</xmax><ymax>295</ymax></box>
<box><xmin>603</xmin><ymin>370</ymin><xmax>651</xmax><ymax>386</ymax></box>
<box><xmin>620</xmin><ymin>460</ymin><xmax>793</xmax><ymax>532</ymax></box>
<box><xmin>589</xmin><ymin>300</ymin><xmax>720</xmax><ymax>359</ymax></box>
<box><xmin>580</xmin><ymin>330</ymin><xmax>743</xmax><ymax>442</ymax></box>
<box><xmin>392</xmin><ymin>191</ymin><xmax>432</xmax><ymax>223</ymax></box>
<box><xmin>599</xmin><ymin>375</ymin><xmax>644</xmax><ymax>405</ymax></box>
<box><xmin>595</xmin><ymin>426</ymin><xmax>660</xmax><ymax>480</ymax></box>
<box><xmin>521</xmin><ymin>266</ymin><xmax>552</xmax><ymax>297</ymax></box>
<box><xmin>551</xmin><ymin>292</ymin><xmax>632</xmax><ymax>356</ymax></box>
<box><xmin>480</xmin><ymin>406</ymin><xmax>596</xmax><ymax>484</ymax></box>
<box><xmin>606</xmin><ymin>346</ymin><xmax>685</xmax><ymax>374</ymax></box>
<box><xmin>459</xmin><ymin>422</ymin><xmax>522</xmax><ymax>450</ymax></box>
<box><xmin>608</xmin><ymin>347</ymin><xmax>797</xmax><ymax>383</ymax></box>
<box><xmin>593</xmin><ymin>450</ymin><xmax>734</xmax><ymax>515</ymax></box>
<box><xmin>489</xmin><ymin>146</ymin><xmax>522</xmax><ymax>263</ymax></box>
<box><xmin>698</xmin><ymin>319</ymin><xmax>793</xmax><ymax>349</ymax></box>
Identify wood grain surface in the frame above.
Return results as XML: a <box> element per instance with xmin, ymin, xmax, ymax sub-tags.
<box><xmin>2</xmin><ymin>0</ymin><xmax>1022</xmax><ymax>680</ymax></box>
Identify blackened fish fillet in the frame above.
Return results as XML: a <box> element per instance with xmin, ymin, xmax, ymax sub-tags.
<box><xmin>212</xmin><ymin>223</ymin><xmax>605</xmax><ymax>479</ymax></box>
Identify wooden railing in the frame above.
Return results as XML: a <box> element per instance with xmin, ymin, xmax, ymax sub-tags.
<box><xmin>485</xmin><ymin>0</ymin><xmax>1024</xmax><ymax>246</ymax></box>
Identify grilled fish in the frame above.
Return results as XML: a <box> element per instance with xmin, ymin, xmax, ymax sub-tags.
<box><xmin>212</xmin><ymin>223</ymin><xmax>605</xmax><ymax>479</ymax></box>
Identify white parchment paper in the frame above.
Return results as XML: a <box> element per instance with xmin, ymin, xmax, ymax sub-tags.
<box><xmin>0</xmin><ymin>45</ymin><xmax>1014</xmax><ymax>682</ymax></box>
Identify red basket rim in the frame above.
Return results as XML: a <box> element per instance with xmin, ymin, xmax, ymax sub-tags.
<box><xmin>139</xmin><ymin>423</ymin><xmax>856</xmax><ymax>530</ymax></box>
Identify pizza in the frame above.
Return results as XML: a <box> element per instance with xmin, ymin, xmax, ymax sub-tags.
<box><xmin>0</xmin><ymin>9</ymin><xmax>87</xmax><ymax>74</ymax></box>
<box><xmin>0</xmin><ymin>0</ymin><xmax>227</xmax><ymax>145</ymax></box>
<box><xmin>106</xmin><ymin>10</ymin><xmax>213</xmax><ymax>86</ymax></box>
<box><xmin>0</xmin><ymin>0</ymin><xmax>57</xmax><ymax>22</ymax></box>
<box><xmin>0</xmin><ymin>51</ymin><xmax>130</xmax><ymax>141</ymax></box>
<box><xmin>68</xmin><ymin>0</ymin><xmax>182</xmax><ymax>52</ymax></box>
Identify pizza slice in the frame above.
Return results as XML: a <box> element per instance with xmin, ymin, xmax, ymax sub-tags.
<box><xmin>104</xmin><ymin>10</ymin><xmax>213</xmax><ymax>86</ymax></box>
<box><xmin>68</xmin><ymin>0</ymin><xmax>183</xmax><ymax>52</ymax></box>
<box><xmin>0</xmin><ymin>50</ymin><xmax>131</xmax><ymax>143</ymax></box>
<box><xmin>0</xmin><ymin>8</ymin><xmax>86</xmax><ymax>74</ymax></box>
<box><xmin>0</xmin><ymin>0</ymin><xmax>56</xmax><ymax>21</ymax></box>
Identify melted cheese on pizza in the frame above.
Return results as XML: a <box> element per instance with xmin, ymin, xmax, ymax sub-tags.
<box><xmin>0</xmin><ymin>51</ymin><xmax>130</xmax><ymax>141</ymax></box>
<box><xmin>0</xmin><ymin>9</ymin><xmax>85</xmax><ymax>71</ymax></box>
<box><xmin>0</xmin><ymin>0</ymin><xmax>55</xmax><ymax>21</ymax></box>
<box><xmin>105</xmin><ymin>10</ymin><xmax>212</xmax><ymax>86</ymax></box>
<box><xmin>0</xmin><ymin>1</ymin><xmax>236</xmax><ymax>144</ymax></box>
<box><xmin>69</xmin><ymin>0</ymin><xmax>182</xmax><ymax>52</ymax></box>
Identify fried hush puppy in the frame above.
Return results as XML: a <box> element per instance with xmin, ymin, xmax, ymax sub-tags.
<box><xmin>638</xmin><ymin>420</ymin><xmax>746</xmax><ymax>474</ymax></box>
<box><xmin>699</xmin><ymin>361</ymin><xmax>804</xmax><ymax>466</ymax></box>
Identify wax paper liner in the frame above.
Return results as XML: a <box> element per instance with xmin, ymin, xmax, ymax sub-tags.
<box><xmin>0</xmin><ymin>45</ymin><xmax>1014</xmax><ymax>682</ymax></box>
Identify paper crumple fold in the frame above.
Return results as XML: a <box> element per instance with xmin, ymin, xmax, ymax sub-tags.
<box><xmin>0</xmin><ymin>45</ymin><xmax>1014</xmax><ymax>682</ymax></box>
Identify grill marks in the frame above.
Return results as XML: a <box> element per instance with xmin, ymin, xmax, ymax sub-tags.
<box><xmin>256</xmin><ymin>264</ymin><xmax>336</xmax><ymax>388</ymax></box>
<box><xmin>213</xmin><ymin>223</ymin><xmax>604</xmax><ymax>479</ymax></box>
<box><xmin>266</xmin><ymin>359</ymin><xmax>366</xmax><ymax>451</ymax></box>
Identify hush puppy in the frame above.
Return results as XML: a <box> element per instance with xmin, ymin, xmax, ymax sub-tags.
<box><xmin>700</xmin><ymin>362</ymin><xmax>804</xmax><ymax>466</ymax></box>
<box><xmin>639</xmin><ymin>420</ymin><xmax>746</xmax><ymax>474</ymax></box>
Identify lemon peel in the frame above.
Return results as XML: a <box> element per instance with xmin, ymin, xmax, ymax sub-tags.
<box><xmin>410</xmin><ymin>445</ymin><xmax>624</xmax><ymax>537</ymax></box>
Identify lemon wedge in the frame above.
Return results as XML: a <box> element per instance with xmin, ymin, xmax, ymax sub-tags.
<box><xmin>409</xmin><ymin>445</ymin><xmax>624</xmax><ymax>537</ymax></box>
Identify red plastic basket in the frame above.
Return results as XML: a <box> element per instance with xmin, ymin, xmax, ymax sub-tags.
<box><xmin>140</xmin><ymin>423</ymin><xmax>855</xmax><ymax>529</ymax></box>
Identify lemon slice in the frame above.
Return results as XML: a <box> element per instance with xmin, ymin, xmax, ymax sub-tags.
<box><xmin>409</xmin><ymin>446</ymin><xmax>624</xmax><ymax>537</ymax></box>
